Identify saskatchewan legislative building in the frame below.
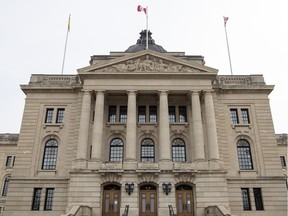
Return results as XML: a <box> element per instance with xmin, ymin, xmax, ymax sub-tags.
<box><xmin>0</xmin><ymin>30</ymin><xmax>287</xmax><ymax>216</ymax></box>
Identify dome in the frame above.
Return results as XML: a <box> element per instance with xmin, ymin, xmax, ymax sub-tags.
<box><xmin>125</xmin><ymin>30</ymin><xmax>167</xmax><ymax>53</ymax></box>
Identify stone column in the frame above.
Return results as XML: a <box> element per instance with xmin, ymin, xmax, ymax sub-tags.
<box><xmin>191</xmin><ymin>91</ymin><xmax>205</xmax><ymax>161</ymax></box>
<box><xmin>204</xmin><ymin>90</ymin><xmax>220</xmax><ymax>160</ymax></box>
<box><xmin>76</xmin><ymin>90</ymin><xmax>91</xmax><ymax>160</ymax></box>
<box><xmin>91</xmin><ymin>91</ymin><xmax>105</xmax><ymax>161</ymax></box>
<box><xmin>125</xmin><ymin>90</ymin><xmax>137</xmax><ymax>161</ymax></box>
<box><xmin>159</xmin><ymin>90</ymin><xmax>171</xmax><ymax>161</ymax></box>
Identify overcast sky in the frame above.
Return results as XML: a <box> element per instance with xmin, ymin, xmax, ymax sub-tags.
<box><xmin>0</xmin><ymin>0</ymin><xmax>287</xmax><ymax>134</ymax></box>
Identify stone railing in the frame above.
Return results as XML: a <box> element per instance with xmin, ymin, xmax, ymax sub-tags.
<box><xmin>27</xmin><ymin>74</ymin><xmax>82</xmax><ymax>87</ymax></box>
<box><xmin>214</xmin><ymin>75</ymin><xmax>266</xmax><ymax>86</ymax></box>
<box><xmin>276</xmin><ymin>133</ymin><xmax>288</xmax><ymax>145</ymax></box>
<box><xmin>205</xmin><ymin>205</ymin><xmax>231</xmax><ymax>216</ymax></box>
<box><xmin>0</xmin><ymin>133</ymin><xmax>19</xmax><ymax>145</ymax></box>
<box><xmin>61</xmin><ymin>205</ymin><xmax>92</xmax><ymax>216</ymax></box>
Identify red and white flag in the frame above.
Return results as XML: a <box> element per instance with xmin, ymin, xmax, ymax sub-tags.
<box><xmin>137</xmin><ymin>5</ymin><xmax>147</xmax><ymax>14</ymax></box>
<box><xmin>223</xmin><ymin>16</ymin><xmax>229</xmax><ymax>27</ymax></box>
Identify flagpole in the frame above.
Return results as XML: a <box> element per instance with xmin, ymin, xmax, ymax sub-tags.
<box><xmin>224</xmin><ymin>17</ymin><xmax>233</xmax><ymax>75</ymax></box>
<box><xmin>146</xmin><ymin>7</ymin><xmax>148</xmax><ymax>50</ymax></box>
<box><xmin>61</xmin><ymin>14</ymin><xmax>71</xmax><ymax>74</ymax></box>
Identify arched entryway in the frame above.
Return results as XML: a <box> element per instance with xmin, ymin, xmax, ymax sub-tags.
<box><xmin>139</xmin><ymin>184</ymin><xmax>157</xmax><ymax>216</ymax></box>
<box><xmin>102</xmin><ymin>184</ymin><xmax>121</xmax><ymax>216</ymax></box>
<box><xmin>175</xmin><ymin>184</ymin><xmax>194</xmax><ymax>216</ymax></box>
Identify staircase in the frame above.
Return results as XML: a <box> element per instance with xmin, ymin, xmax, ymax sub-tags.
<box><xmin>205</xmin><ymin>205</ymin><xmax>231</xmax><ymax>216</ymax></box>
<box><xmin>60</xmin><ymin>205</ymin><xmax>92</xmax><ymax>216</ymax></box>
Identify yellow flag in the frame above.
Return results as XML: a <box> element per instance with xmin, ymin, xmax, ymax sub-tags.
<box><xmin>68</xmin><ymin>14</ymin><xmax>71</xmax><ymax>32</ymax></box>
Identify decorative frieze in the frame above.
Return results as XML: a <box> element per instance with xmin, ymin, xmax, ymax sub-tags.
<box><xmin>96</xmin><ymin>57</ymin><xmax>202</xmax><ymax>73</ymax></box>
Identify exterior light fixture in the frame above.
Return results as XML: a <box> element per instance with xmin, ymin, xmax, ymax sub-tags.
<box><xmin>125</xmin><ymin>182</ymin><xmax>134</xmax><ymax>195</ymax></box>
<box><xmin>162</xmin><ymin>182</ymin><xmax>171</xmax><ymax>195</ymax></box>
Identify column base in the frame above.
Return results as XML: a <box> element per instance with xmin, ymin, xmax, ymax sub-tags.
<box><xmin>159</xmin><ymin>160</ymin><xmax>173</xmax><ymax>170</ymax></box>
<box><xmin>123</xmin><ymin>161</ymin><xmax>137</xmax><ymax>170</ymax></box>
<box><xmin>72</xmin><ymin>159</ymin><xmax>88</xmax><ymax>170</ymax></box>
<box><xmin>88</xmin><ymin>159</ymin><xmax>102</xmax><ymax>170</ymax></box>
<box><xmin>208</xmin><ymin>159</ymin><xmax>224</xmax><ymax>170</ymax></box>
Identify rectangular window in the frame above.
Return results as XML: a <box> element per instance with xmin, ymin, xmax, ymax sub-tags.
<box><xmin>108</xmin><ymin>106</ymin><xmax>116</xmax><ymax>122</ymax></box>
<box><xmin>2</xmin><ymin>178</ymin><xmax>9</xmax><ymax>197</ymax></box>
<box><xmin>5</xmin><ymin>156</ymin><xmax>15</xmax><ymax>167</ymax></box>
<box><xmin>45</xmin><ymin>109</ymin><xmax>54</xmax><ymax>123</ymax></box>
<box><xmin>253</xmin><ymin>188</ymin><xmax>264</xmax><ymax>210</ymax></box>
<box><xmin>149</xmin><ymin>106</ymin><xmax>157</xmax><ymax>123</ymax></box>
<box><xmin>56</xmin><ymin>108</ymin><xmax>65</xmax><ymax>123</ymax></box>
<box><xmin>169</xmin><ymin>106</ymin><xmax>176</xmax><ymax>123</ymax></box>
<box><xmin>280</xmin><ymin>156</ymin><xmax>286</xmax><ymax>168</ymax></box>
<box><xmin>241</xmin><ymin>109</ymin><xmax>250</xmax><ymax>124</ymax></box>
<box><xmin>241</xmin><ymin>188</ymin><xmax>251</xmax><ymax>210</ymax></box>
<box><xmin>119</xmin><ymin>106</ymin><xmax>127</xmax><ymax>123</ymax></box>
<box><xmin>138</xmin><ymin>106</ymin><xmax>146</xmax><ymax>123</ymax></box>
<box><xmin>179</xmin><ymin>106</ymin><xmax>187</xmax><ymax>122</ymax></box>
<box><xmin>32</xmin><ymin>188</ymin><xmax>42</xmax><ymax>210</ymax></box>
<box><xmin>44</xmin><ymin>188</ymin><xmax>54</xmax><ymax>210</ymax></box>
<box><xmin>230</xmin><ymin>109</ymin><xmax>239</xmax><ymax>124</ymax></box>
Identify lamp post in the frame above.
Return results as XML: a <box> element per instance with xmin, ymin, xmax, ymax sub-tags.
<box><xmin>162</xmin><ymin>182</ymin><xmax>171</xmax><ymax>195</ymax></box>
<box><xmin>125</xmin><ymin>182</ymin><xmax>134</xmax><ymax>195</ymax></box>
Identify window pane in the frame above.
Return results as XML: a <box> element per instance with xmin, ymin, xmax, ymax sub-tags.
<box><xmin>119</xmin><ymin>106</ymin><xmax>127</xmax><ymax>123</ymax></box>
<box><xmin>280</xmin><ymin>156</ymin><xmax>286</xmax><ymax>168</ymax></box>
<box><xmin>108</xmin><ymin>106</ymin><xmax>116</xmax><ymax>122</ymax></box>
<box><xmin>253</xmin><ymin>188</ymin><xmax>264</xmax><ymax>210</ymax></box>
<box><xmin>110</xmin><ymin>138</ymin><xmax>123</xmax><ymax>162</ymax></box>
<box><xmin>172</xmin><ymin>138</ymin><xmax>186</xmax><ymax>162</ymax></box>
<box><xmin>179</xmin><ymin>106</ymin><xmax>187</xmax><ymax>122</ymax></box>
<box><xmin>237</xmin><ymin>139</ymin><xmax>253</xmax><ymax>170</ymax></box>
<box><xmin>169</xmin><ymin>106</ymin><xmax>176</xmax><ymax>123</ymax></box>
<box><xmin>149</xmin><ymin>106</ymin><xmax>157</xmax><ymax>123</ymax></box>
<box><xmin>44</xmin><ymin>188</ymin><xmax>54</xmax><ymax>210</ymax></box>
<box><xmin>230</xmin><ymin>109</ymin><xmax>239</xmax><ymax>124</ymax></box>
<box><xmin>241</xmin><ymin>109</ymin><xmax>250</xmax><ymax>124</ymax></box>
<box><xmin>241</xmin><ymin>188</ymin><xmax>251</xmax><ymax>210</ymax></box>
<box><xmin>56</xmin><ymin>108</ymin><xmax>65</xmax><ymax>123</ymax></box>
<box><xmin>6</xmin><ymin>156</ymin><xmax>12</xmax><ymax>167</ymax></box>
<box><xmin>138</xmin><ymin>106</ymin><xmax>146</xmax><ymax>123</ymax></box>
<box><xmin>141</xmin><ymin>139</ymin><xmax>155</xmax><ymax>162</ymax></box>
<box><xmin>42</xmin><ymin>139</ymin><xmax>58</xmax><ymax>170</ymax></box>
<box><xmin>32</xmin><ymin>188</ymin><xmax>42</xmax><ymax>210</ymax></box>
<box><xmin>2</xmin><ymin>178</ymin><xmax>9</xmax><ymax>196</ymax></box>
<box><xmin>45</xmin><ymin>109</ymin><xmax>54</xmax><ymax>123</ymax></box>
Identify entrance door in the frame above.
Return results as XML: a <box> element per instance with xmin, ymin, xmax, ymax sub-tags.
<box><xmin>176</xmin><ymin>185</ymin><xmax>194</xmax><ymax>216</ymax></box>
<box><xmin>103</xmin><ymin>185</ymin><xmax>121</xmax><ymax>216</ymax></box>
<box><xmin>139</xmin><ymin>185</ymin><xmax>157</xmax><ymax>216</ymax></box>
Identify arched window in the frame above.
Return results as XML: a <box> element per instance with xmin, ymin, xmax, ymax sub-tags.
<box><xmin>109</xmin><ymin>138</ymin><xmax>124</xmax><ymax>162</ymax></box>
<box><xmin>2</xmin><ymin>177</ymin><xmax>9</xmax><ymax>197</ymax></box>
<box><xmin>42</xmin><ymin>139</ymin><xmax>58</xmax><ymax>170</ymax></box>
<box><xmin>237</xmin><ymin>139</ymin><xmax>253</xmax><ymax>170</ymax></box>
<box><xmin>141</xmin><ymin>138</ymin><xmax>155</xmax><ymax>162</ymax></box>
<box><xmin>172</xmin><ymin>138</ymin><xmax>186</xmax><ymax>162</ymax></box>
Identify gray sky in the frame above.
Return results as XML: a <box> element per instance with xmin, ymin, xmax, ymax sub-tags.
<box><xmin>0</xmin><ymin>0</ymin><xmax>287</xmax><ymax>133</ymax></box>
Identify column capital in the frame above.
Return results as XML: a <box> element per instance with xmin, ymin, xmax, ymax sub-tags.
<box><xmin>82</xmin><ymin>89</ymin><xmax>91</xmax><ymax>94</ymax></box>
<box><xmin>203</xmin><ymin>89</ymin><xmax>214</xmax><ymax>94</ymax></box>
<box><xmin>126</xmin><ymin>90</ymin><xmax>137</xmax><ymax>95</ymax></box>
<box><xmin>158</xmin><ymin>90</ymin><xmax>169</xmax><ymax>95</ymax></box>
<box><xmin>94</xmin><ymin>90</ymin><xmax>105</xmax><ymax>93</ymax></box>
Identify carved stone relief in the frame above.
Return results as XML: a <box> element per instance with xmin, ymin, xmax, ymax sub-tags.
<box><xmin>95</xmin><ymin>56</ymin><xmax>202</xmax><ymax>73</ymax></box>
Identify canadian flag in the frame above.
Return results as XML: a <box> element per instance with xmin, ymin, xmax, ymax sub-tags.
<box><xmin>137</xmin><ymin>5</ymin><xmax>147</xmax><ymax>14</ymax></box>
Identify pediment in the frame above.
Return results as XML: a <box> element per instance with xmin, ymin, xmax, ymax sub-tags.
<box><xmin>78</xmin><ymin>50</ymin><xmax>217</xmax><ymax>74</ymax></box>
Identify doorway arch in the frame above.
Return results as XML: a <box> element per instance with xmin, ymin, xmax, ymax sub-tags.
<box><xmin>175</xmin><ymin>184</ymin><xmax>194</xmax><ymax>216</ymax></box>
<box><xmin>139</xmin><ymin>184</ymin><xmax>157</xmax><ymax>216</ymax></box>
<box><xmin>102</xmin><ymin>184</ymin><xmax>121</xmax><ymax>216</ymax></box>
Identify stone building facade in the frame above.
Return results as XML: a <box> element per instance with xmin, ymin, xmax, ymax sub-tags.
<box><xmin>0</xmin><ymin>31</ymin><xmax>287</xmax><ymax>216</ymax></box>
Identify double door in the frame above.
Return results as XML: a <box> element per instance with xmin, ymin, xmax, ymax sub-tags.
<box><xmin>139</xmin><ymin>185</ymin><xmax>157</xmax><ymax>216</ymax></box>
<box><xmin>103</xmin><ymin>185</ymin><xmax>121</xmax><ymax>216</ymax></box>
<box><xmin>176</xmin><ymin>185</ymin><xmax>194</xmax><ymax>216</ymax></box>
